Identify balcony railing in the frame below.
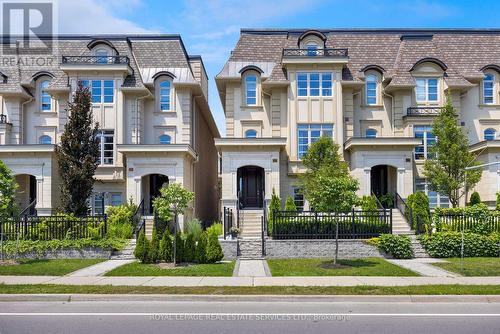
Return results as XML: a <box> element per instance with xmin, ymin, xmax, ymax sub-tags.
<box><xmin>406</xmin><ymin>106</ymin><xmax>445</xmax><ymax>116</ymax></box>
<box><xmin>61</xmin><ymin>55</ymin><xmax>130</xmax><ymax>65</ymax></box>
<box><xmin>282</xmin><ymin>48</ymin><xmax>348</xmax><ymax>58</ymax></box>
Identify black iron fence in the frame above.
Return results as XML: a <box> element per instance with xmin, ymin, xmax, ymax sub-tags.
<box><xmin>0</xmin><ymin>215</ymin><xmax>107</xmax><ymax>241</ymax></box>
<box><xmin>223</xmin><ymin>207</ymin><xmax>234</xmax><ymax>240</ymax></box>
<box><xmin>282</xmin><ymin>48</ymin><xmax>349</xmax><ymax>58</ymax></box>
<box><xmin>62</xmin><ymin>55</ymin><xmax>130</xmax><ymax>65</ymax></box>
<box><xmin>272</xmin><ymin>209</ymin><xmax>392</xmax><ymax>240</ymax></box>
<box><xmin>435</xmin><ymin>213</ymin><xmax>500</xmax><ymax>233</ymax></box>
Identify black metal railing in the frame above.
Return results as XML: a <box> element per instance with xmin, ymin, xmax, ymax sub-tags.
<box><xmin>435</xmin><ymin>212</ymin><xmax>500</xmax><ymax>233</ymax></box>
<box><xmin>0</xmin><ymin>114</ymin><xmax>9</xmax><ymax>124</ymax></box>
<box><xmin>0</xmin><ymin>215</ymin><xmax>107</xmax><ymax>241</ymax></box>
<box><xmin>406</xmin><ymin>106</ymin><xmax>445</xmax><ymax>117</ymax></box>
<box><xmin>282</xmin><ymin>48</ymin><xmax>348</xmax><ymax>58</ymax></box>
<box><xmin>372</xmin><ymin>192</ymin><xmax>385</xmax><ymax>210</ymax></box>
<box><xmin>62</xmin><ymin>55</ymin><xmax>130</xmax><ymax>65</ymax></box>
<box><xmin>395</xmin><ymin>192</ymin><xmax>412</xmax><ymax>228</ymax></box>
<box><xmin>132</xmin><ymin>199</ymin><xmax>145</xmax><ymax>238</ymax></box>
<box><xmin>19</xmin><ymin>199</ymin><xmax>37</xmax><ymax>218</ymax></box>
<box><xmin>272</xmin><ymin>209</ymin><xmax>392</xmax><ymax>240</ymax></box>
<box><xmin>223</xmin><ymin>207</ymin><xmax>234</xmax><ymax>240</ymax></box>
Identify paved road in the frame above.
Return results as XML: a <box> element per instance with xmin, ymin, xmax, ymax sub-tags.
<box><xmin>0</xmin><ymin>296</ymin><xmax>499</xmax><ymax>334</ymax></box>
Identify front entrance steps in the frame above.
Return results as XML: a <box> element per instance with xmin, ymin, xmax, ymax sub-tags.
<box><xmin>237</xmin><ymin>238</ymin><xmax>264</xmax><ymax>259</ymax></box>
<box><xmin>239</xmin><ymin>209</ymin><xmax>263</xmax><ymax>238</ymax></box>
<box><xmin>392</xmin><ymin>209</ymin><xmax>413</xmax><ymax>235</ymax></box>
<box><xmin>409</xmin><ymin>235</ymin><xmax>430</xmax><ymax>258</ymax></box>
<box><xmin>111</xmin><ymin>239</ymin><xmax>136</xmax><ymax>260</ymax></box>
<box><xmin>144</xmin><ymin>216</ymin><xmax>154</xmax><ymax>239</ymax></box>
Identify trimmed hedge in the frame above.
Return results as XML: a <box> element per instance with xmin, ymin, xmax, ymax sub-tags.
<box><xmin>433</xmin><ymin>203</ymin><xmax>500</xmax><ymax>234</ymax></box>
<box><xmin>376</xmin><ymin>234</ymin><xmax>414</xmax><ymax>259</ymax></box>
<box><xmin>406</xmin><ymin>191</ymin><xmax>431</xmax><ymax>233</ymax></box>
<box><xmin>419</xmin><ymin>232</ymin><xmax>500</xmax><ymax>258</ymax></box>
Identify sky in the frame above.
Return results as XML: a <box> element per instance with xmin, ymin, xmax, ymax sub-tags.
<box><xmin>50</xmin><ymin>0</ymin><xmax>500</xmax><ymax>135</ymax></box>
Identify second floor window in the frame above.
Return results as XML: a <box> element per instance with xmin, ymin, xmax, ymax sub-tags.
<box><xmin>40</xmin><ymin>80</ymin><xmax>51</xmax><ymax>111</ymax></box>
<box><xmin>416</xmin><ymin>78</ymin><xmax>438</xmax><ymax>102</ymax></box>
<box><xmin>416</xmin><ymin>178</ymin><xmax>450</xmax><ymax>208</ymax></box>
<box><xmin>80</xmin><ymin>80</ymin><xmax>114</xmax><ymax>103</ymax></box>
<box><xmin>297</xmin><ymin>72</ymin><xmax>332</xmax><ymax>97</ymax></box>
<box><xmin>483</xmin><ymin>74</ymin><xmax>494</xmax><ymax>104</ymax></box>
<box><xmin>365</xmin><ymin>128</ymin><xmax>377</xmax><ymax>138</ymax></box>
<box><xmin>96</xmin><ymin>130</ymin><xmax>114</xmax><ymax>165</ymax></box>
<box><xmin>159</xmin><ymin>80</ymin><xmax>171</xmax><ymax>111</ymax></box>
<box><xmin>484</xmin><ymin>128</ymin><xmax>497</xmax><ymax>141</ymax></box>
<box><xmin>245</xmin><ymin>129</ymin><xmax>257</xmax><ymax>138</ymax></box>
<box><xmin>39</xmin><ymin>135</ymin><xmax>52</xmax><ymax>144</ymax></box>
<box><xmin>414</xmin><ymin>125</ymin><xmax>435</xmax><ymax>160</ymax></box>
<box><xmin>365</xmin><ymin>74</ymin><xmax>377</xmax><ymax>105</ymax></box>
<box><xmin>298</xmin><ymin>123</ymin><xmax>334</xmax><ymax>158</ymax></box>
<box><xmin>245</xmin><ymin>75</ymin><xmax>257</xmax><ymax>105</ymax></box>
<box><xmin>159</xmin><ymin>134</ymin><xmax>171</xmax><ymax>144</ymax></box>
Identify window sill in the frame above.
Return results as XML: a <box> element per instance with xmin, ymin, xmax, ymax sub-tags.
<box><xmin>478</xmin><ymin>104</ymin><xmax>500</xmax><ymax>108</ymax></box>
<box><xmin>242</xmin><ymin>105</ymin><xmax>263</xmax><ymax>109</ymax></box>
<box><xmin>361</xmin><ymin>104</ymin><xmax>383</xmax><ymax>108</ymax></box>
<box><xmin>154</xmin><ymin>110</ymin><xmax>176</xmax><ymax>115</ymax></box>
<box><xmin>34</xmin><ymin>111</ymin><xmax>57</xmax><ymax>115</ymax></box>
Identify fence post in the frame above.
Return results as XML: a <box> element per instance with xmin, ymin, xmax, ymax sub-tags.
<box><xmin>23</xmin><ymin>215</ymin><xmax>28</xmax><ymax>240</ymax></box>
<box><xmin>389</xmin><ymin>208</ymin><xmax>393</xmax><ymax>234</ymax></box>
<box><xmin>351</xmin><ymin>208</ymin><xmax>355</xmax><ymax>239</ymax></box>
<box><xmin>1</xmin><ymin>221</ymin><xmax>4</xmax><ymax>261</ymax></box>
<box><xmin>103</xmin><ymin>214</ymin><xmax>108</xmax><ymax>238</ymax></box>
<box><xmin>261</xmin><ymin>216</ymin><xmax>265</xmax><ymax>256</ymax></box>
<box><xmin>223</xmin><ymin>207</ymin><xmax>227</xmax><ymax>240</ymax></box>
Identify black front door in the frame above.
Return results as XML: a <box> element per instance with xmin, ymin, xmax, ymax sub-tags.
<box><xmin>149</xmin><ymin>174</ymin><xmax>169</xmax><ymax>214</ymax></box>
<box><xmin>28</xmin><ymin>175</ymin><xmax>36</xmax><ymax>215</ymax></box>
<box><xmin>238</xmin><ymin>167</ymin><xmax>263</xmax><ymax>208</ymax></box>
<box><xmin>371</xmin><ymin>165</ymin><xmax>387</xmax><ymax>197</ymax></box>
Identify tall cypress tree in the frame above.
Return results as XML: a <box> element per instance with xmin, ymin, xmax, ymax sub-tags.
<box><xmin>56</xmin><ymin>83</ymin><xmax>100</xmax><ymax>216</ymax></box>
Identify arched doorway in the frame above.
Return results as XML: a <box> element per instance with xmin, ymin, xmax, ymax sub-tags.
<box><xmin>237</xmin><ymin>166</ymin><xmax>264</xmax><ymax>209</ymax></box>
<box><xmin>141</xmin><ymin>173</ymin><xmax>169</xmax><ymax>214</ymax></box>
<box><xmin>15</xmin><ymin>174</ymin><xmax>37</xmax><ymax>215</ymax></box>
<box><xmin>370</xmin><ymin>165</ymin><xmax>397</xmax><ymax>199</ymax></box>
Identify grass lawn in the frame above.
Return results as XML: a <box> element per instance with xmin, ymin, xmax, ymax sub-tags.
<box><xmin>105</xmin><ymin>261</ymin><xmax>235</xmax><ymax>277</ymax></box>
<box><xmin>267</xmin><ymin>258</ymin><xmax>419</xmax><ymax>276</ymax></box>
<box><xmin>0</xmin><ymin>259</ymin><xmax>104</xmax><ymax>276</ymax></box>
<box><xmin>0</xmin><ymin>284</ymin><xmax>499</xmax><ymax>295</ymax></box>
<box><xmin>432</xmin><ymin>258</ymin><xmax>500</xmax><ymax>276</ymax></box>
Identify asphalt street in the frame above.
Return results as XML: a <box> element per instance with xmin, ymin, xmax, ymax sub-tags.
<box><xmin>0</xmin><ymin>296</ymin><xmax>499</xmax><ymax>334</ymax></box>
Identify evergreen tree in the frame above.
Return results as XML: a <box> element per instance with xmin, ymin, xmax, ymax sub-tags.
<box><xmin>56</xmin><ymin>83</ymin><xmax>100</xmax><ymax>216</ymax></box>
<box><xmin>423</xmin><ymin>95</ymin><xmax>482</xmax><ymax>207</ymax></box>
<box><xmin>195</xmin><ymin>231</ymin><xmax>208</xmax><ymax>263</ymax></box>
<box><xmin>469</xmin><ymin>191</ymin><xmax>481</xmax><ymax>206</ymax></box>
<box><xmin>134</xmin><ymin>232</ymin><xmax>150</xmax><ymax>263</ymax></box>
<box><xmin>174</xmin><ymin>232</ymin><xmax>184</xmax><ymax>263</ymax></box>
<box><xmin>205</xmin><ymin>233</ymin><xmax>224</xmax><ymax>263</ymax></box>
<box><xmin>0</xmin><ymin>160</ymin><xmax>18</xmax><ymax>219</ymax></box>
<box><xmin>267</xmin><ymin>188</ymin><xmax>281</xmax><ymax>236</ymax></box>
<box><xmin>159</xmin><ymin>229</ymin><xmax>173</xmax><ymax>262</ymax></box>
<box><xmin>284</xmin><ymin>196</ymin><xmax>297</xmax><ymax>212</ymax></box>
<box><xmin>148</xmin><ymin>228</ymin><xmax>160</xmax><ymax>263</ymax></box>
<box><xmin>184</xmin><ymin>233</ymin><xmax>196</xmax><ymax>262</ymax></box>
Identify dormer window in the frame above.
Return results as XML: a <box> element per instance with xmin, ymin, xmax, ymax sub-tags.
<box><xmin>365</xmin><ymin>74</ymin><xmax>377</xmax><ymax>105</ymax></box>
<box><xmin>416</xmin><ymin>78</ymin><xmax>438</xmax><ymax>102</ymax></box>
<box><xmin>159</xmin><ymin>134</ymin><xmax>171</xmax><ymax>144</ymax></box>
<box><xmin>245</xmin><ymin>129</ymin><xmax>257</xmax><ymax>138</ymax></box>
<box><xmin>483</xmin><ymin>73</ymin><xmax>495</xmax><ymax>104</ymax></box>
<box><xmin>40</xmin><ymin>79</ymin><xmax>51</xmax><ymax>112</ymax></box>
<box><xmin>95</xmin><ymin>48</ymin><xmax>110</xmax><ymax>64</ymax></box>
<box><xmin>245</xmin><ymin>74</ymin><xmax>257</xmax><ymax>105</ymax></box>
<box><xmin>306</xmin><ymin>42</ymin><xmax>318</xmax><ymax>56</ymax></box>
<box><xmin>159</xmin><ymin>79</ymin><xmax>172</xmax><ymax>111</ymax></box>
<box><xmin>484</xmin><ymin>128</ymin><xmax>497</xmax><ymax>141</ymax></box>
<box><xmin>365</xmin><ymin>129</ymin><xmax>377</xmax><ymax>138</ymax></box>
<box><xmin>39</xmin><ymin>135</ymin><xmax>52</xmax><ymax>145</ymax></box>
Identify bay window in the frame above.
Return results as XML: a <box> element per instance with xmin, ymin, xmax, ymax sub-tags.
<box><xmin>298</xmin><ymin>124</ymin><xmax>334</xmax><ymax>158</ymax></box>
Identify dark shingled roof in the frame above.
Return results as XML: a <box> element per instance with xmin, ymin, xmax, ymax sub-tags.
<box><xmin>222</xmin><ymin>29</ymin><xmax>500</xmax><ymax>86</ymax></box>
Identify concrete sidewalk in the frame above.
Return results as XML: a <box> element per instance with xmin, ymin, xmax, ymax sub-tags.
<box><xmin>68</xmin><ymin>260</ymin><xmax>136</xmax><ymax>277</ymax></box>
<box><xmin>1</xmin><ymin>275</ymin><xmax>500</xmax><ymax>287</ymax></box>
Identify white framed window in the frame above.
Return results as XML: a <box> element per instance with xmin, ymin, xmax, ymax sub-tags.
<box><xmin>414</xmin><ymin>125</ymin><xmax>435</xmax><ymax>160</ymax></box>
<box><xmin>415</xmin><ymin>178</ymin><xmax>450</xmax><ymax>208</ymax></box>
<box><xmin>96</xmin><ymin>130</ymin><xmax>114</xmax><ymax>165</ymax></box>
<box><xmin>159</xmin><ymin>80</ymin><xmax>172</xmax><ymax>111</ymax></box>
<box><xmin>40</xmin><ymin>80</ymin><xmax>51</xmax><ymax>112</ymax></box>
<box><xmin>111</xmin><ymin>193</ymin><xmax>122</xmax><ymax>207</ymax></box>
<box><xmin>92</xmin><ymin>193</ymin><xmax>105</xmax><ymax>215</ymax></box>
<box><xmin>306</xmin><ymin>42</ymin><xmax>318</xmax><ymax>56</ymax></box>
<box><xmin>80</xmin><ymin>80</ymin><xmax>114</xmax><ymax>103</ymax></box>
<box><xmin>416</xmin><ymin>78</ymin><xmax>438</xmax><ymax>102</ymax></box>
<box><xmin>365</xmin><ymin>74</ymin><xmax>377</xmax><ymax>105</ymax></box>
<box><xmin>365</xmin><ymin>128</ymin><xmax>377</xmax><ymax>138</ymax></box>
<box><xmin>484</xmin><ymin>128</ymin><xmax>497</xmax><ymax>141</ymax></box>
<box><xmin>298</xmin><ymin>124</ymin><xmax>334</xmax><ymax>158</ymax></box>
<box><xmin>39</xmin><ymin>135</ymin><xmax>52</xmax><ymax>144</ymax></box>
<box><xmin>483</xmin><ymin>73</ymin><xmax>495</xmax><ymax>104</ymax></box>
<box><xmin>94</xmin><ymin>48</ymin><xmax>111</xmax><ymax>64</ymax></box>
<box><xmin>245</xmin><ymin>129</ymin><xmax>257</xmax><ymax>138</ymax></box>
<box><xmin>293</xmin><ymin>187</ymin><xmax>304</xmax><ymax>212</ymax></box>
<box><xmin>297</xmin><ymin>72</ymin><xmax>332</xmax><ymax>97</ymax></box>
<box><xmin>245</xmin><ymin>74</ymin><xmax>257</xmax><ymax>105</ymax></box>
<box><xmin>159</xmin><ymin>134</ymin><xmax>171</xmax><ymax>144</ymax></box>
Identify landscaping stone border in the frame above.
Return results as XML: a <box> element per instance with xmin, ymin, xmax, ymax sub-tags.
<box><xmin>2</xmin><ymin>247</ymin><xmax>113</xmax><ymax>260</ymax></box>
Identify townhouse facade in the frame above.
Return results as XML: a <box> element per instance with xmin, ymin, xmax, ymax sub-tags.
<box><xmin>216</xmin><ymin>28</ymin><xmax>500</xmax><ymax>221</ymax></box>
<box><xmin>0</xmin><ymin>35</ymin><xmax>219</xmax><ymax>225</ymax></box>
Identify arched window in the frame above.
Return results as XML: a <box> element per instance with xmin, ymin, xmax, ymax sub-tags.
<box><xmin>159</xmin><ymin>134</ymin><xmax>171</xmax><ymax>144</ymax></box>
<box><xmin>40</xmin><ymin>80</ymin><xmax>51</xmax><ymax>111</ymax></box>
<box><xmin>365</xmin><ymin>129</ymin><xmax>377</xmax><ymax>138</ymax></box>
<box><xmin>484</xmin><ymin>73</ymin><xmax>495</xmax><ymax>104</ymax></box>
<box><xmin>245</xmin><ymin>74</ymin><xmax>257</xmax><ymax>105</ymax></box>
<box><xmin>366</xmin><ymin>74</ymin><xmax>377</xmax><ymax>105</ymax></box>
<box><xmin>484</xmin><ymin>128</ymin><xmax>497</xmax><ymax>141</ymax></box>
<box><xmin>245</xmin><ymin>129</ymin><xmax>257</xmax><ymax>138</ymax></box>
<box><xmin>159</xmin><ymin>80</ymin><xmax>171</xmax><ymax>111</ymax></box>
<box><xmin>39</xmin><ymin>135</ymin><xmax>52</xmax><ymax>145</ymax></box>
<box><xmin>95</xmin><ymin>48</ymin><xmax>110</xmax><ymax>63</ymax></box>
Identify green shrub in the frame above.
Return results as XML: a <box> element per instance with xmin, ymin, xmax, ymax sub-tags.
<box><xmin>407</xmin><ymin>192</ymin><xmax>431</xmax><ymax>233</ymax></box>
<box><xmin>469</xmin><ymin>191</ymin><xmax>481</xmax><ymax>206</ymax></box>
<box><xmin>284</xmin><ymin>196</ymin><xmax>297</xmax><ymax>212</ymax></box>
<box><xmin>206</xmin><ymin>223</ymin><xmax>223</xmax><ymax>238</ymax></box>
<box><xmin>134</xmin><ymin>232</ymin><xmax>150</xmax><ymax>263</ymax></box>
<box><xmin>184</xmin><ymin>218</ymin><xmax>203</xmax><ymax>241</ymax></box>
<box><xmin>195</xmin><ymin>231</ymin><xmax>208</xmax><ymax>263</ymax></box>
<box><xmin>267</xmin><ymin>189</ymin><xmax>281</xmax><ymax>236</ymax></box>
<box><xmin>159</xmin><ymin>230</ymin><xmax>173</xmax><ymax>262</ymax></box>
<box><xmin>433</xmin><ymin>203</ymin><xmax>496</xmax><ymax>234</ymax></box>
<box><xmin>379</xmin><ymin>193</ymin><xmax>394</xmax><ymax>208</ymax></box>
<box><xmin>377</xmin><ymin>234</ymin><xmax>414</xmax><ymax>259</ymax></box>
<box><xmin>205</xmin><ymin>233</ymin><xmax>224</xmax><ymax>263</ymax></box>
<box><xmin>0</xmin><ymin>238</ymin><xmax>127</xmax><ymax>256</ymax></box>
<box><xmin>174</xmin><ymin>232</ymin><xmax>184</xmax><ymax>263</ymax></box>
<box><xmin>419</xmin><ymin>232</ymin><xmax>500</xmax><ymax>258</ymax></box>
<box><xmin>148</xmin><ymin>228</ymin><xmax>160</xmax><ymax>263</ymax></box>
<box><xmin>184</xmin><ymin>233</ymin><xmax>196</xmax><ymax>262</ymax></box>
<box><xmin>361</xmin><ymin>195</ymin><xmax>382</xmax><ymax>224</ymax></box>
<box><xmin>106</xmin><ymin>203</ymin><xmax>137</xmax><ymax>239</ymax></box>
<box><xmin>496</xmin><ymin>192</ymin><xmax>500</xmax><ymax>211</ymax></box>
<box><xmin>365</xmin><ymin>237</ymin><xmax>380</xmax><ymax>247</ymax></box>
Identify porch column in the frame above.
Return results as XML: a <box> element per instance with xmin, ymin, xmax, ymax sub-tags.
<box><xmin>397</xmin><ymin>167</ymin><xmax>406</xmax><ymax>197</ymax></box>
<box><xmin>133</xmin><ymin>176</ymin><xmax>142</xmax><ymax>205</ymax></box>
<box><xmin>36</xmin><ymin>176</ymin><xmax>51</xmax><ymax>216</ymax></box>
<box><xmin>364</xmin><ymin>167</ymin><xmax>371</xmax><ymax>196</ymax></box>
